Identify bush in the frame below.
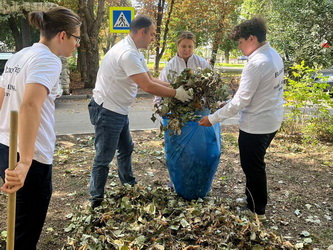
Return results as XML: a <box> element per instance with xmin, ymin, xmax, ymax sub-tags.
<box><xmin>282</xmin><ymin>61</ymin><xmax>333</xmax><ymax>142</ymax></box>
<box><xmin>68</xmin><ymin>56</ymin><xmax>78</xmax><ymax>72</ymax></box>
<box><xmin>304</xmin><ymin>113</ymin><xmax>333</xmax><ymax>142</ymax></box>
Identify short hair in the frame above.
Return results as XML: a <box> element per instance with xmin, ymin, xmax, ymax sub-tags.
<box><xmin>177</xmin><ymin>31</ymin><xmax>196</xmax><ymax>45</ymax></box>
<box><xmin>130</xmin><ymin>15</ymin><xmax>153</xmax><ymax>34</ymax></box>
<box><xmin>29</xmin><ymin>6</ymin><xmax>81</xmax><ymax>41</ymax></box>
<box><xmin>230</xmin><ymin>17</ymin><xmax>267</xmax><ymax>43</ymax></box>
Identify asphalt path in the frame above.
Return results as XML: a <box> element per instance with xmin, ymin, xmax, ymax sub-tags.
<box><xmin>54</xmin><ymin>95</ymin><xmax>239</xmax><ymax>136</ymax></box>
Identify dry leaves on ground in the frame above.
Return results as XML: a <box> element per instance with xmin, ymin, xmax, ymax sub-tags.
<box><xmin>0</xmin><ymin>126</ymin><xmax>332</xmax><ymax>249</ymax></box>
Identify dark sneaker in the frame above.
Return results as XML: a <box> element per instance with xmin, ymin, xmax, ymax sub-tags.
<box><xmin>91</xmin><ymin>200</ymin><xmax>102</xmax><ymax>209</ymax></box>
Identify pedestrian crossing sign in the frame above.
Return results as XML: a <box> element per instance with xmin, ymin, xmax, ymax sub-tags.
<box><xmin>110</xmin><ymin>7</ymin><xmax>135</xmax><ymax>33</ymax></box>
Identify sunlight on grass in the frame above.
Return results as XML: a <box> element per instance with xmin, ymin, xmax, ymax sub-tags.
<box><xmin>218</xmin><ymin>63</ymin><xmax>245</xmax><ymax>68</ymax></box>
<box><xmin>146</xmin><ymin>62</ymin><xmax>245</xmax><ymax>71</ymax></box>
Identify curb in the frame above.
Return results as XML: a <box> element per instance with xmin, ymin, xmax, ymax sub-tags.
<box><xmin>56</xmin><ymin>128</ymin><xmax>160</xmax><ymax>137</ymax></box>
<box><xmin>58</xmin><ymin>92</ymin><xmax>152</xmax><ymax>100</ymax></box>
<box><xmin>58</xmin><ymin>94</ymin><xmax>92</xmax><ymax>100</ymax></box>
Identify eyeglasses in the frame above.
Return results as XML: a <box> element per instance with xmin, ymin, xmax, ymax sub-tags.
<box><xmin>66</xmin><ymin>32</ymin><xmax>81</xmax><ymax>45</ymax></box>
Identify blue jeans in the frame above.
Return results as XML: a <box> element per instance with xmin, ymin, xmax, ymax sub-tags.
<box><xmin>88</xmin><ymin>98</ymin><xmax>136</xmax><ymax>203</ymax></box>
<box><xmin>0</xmin><ymin>143</ymin><xmax>52</xmax><ymax>250</ymax></box>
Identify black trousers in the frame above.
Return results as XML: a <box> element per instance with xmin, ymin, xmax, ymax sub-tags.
<box><xmin>238</xmin><ymin>130</ymin><xmax>277</xmax><ymax>215</ymax></box>
<box><xmin>0</xmin><ymin>143</ymin><xmax>52</xmax><ymax>250</ymax></box>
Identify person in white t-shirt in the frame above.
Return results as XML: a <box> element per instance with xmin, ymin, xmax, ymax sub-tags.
<box><xmin>153</xmin><ymin>31</ymin><xmax>211</xmax><ymax>105</ymax></box>
<box><xmin>89</xmin><ymin>15</ymin><xmax>192</xmax><ymax>209</ymax></box>
<box><xmin>0</xmin><ymin>7</ymin><xmax>81</xmax><ymax>249</ymax></box>
<box><xmin>199</xmin><ymin>17</ymin><xmax>284</xmax><ymax>221</ymax></box>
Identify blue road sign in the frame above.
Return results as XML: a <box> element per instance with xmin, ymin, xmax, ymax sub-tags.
<box><xmin>110</xmin><ymin>7</ymin><xmax>135</xmax><ymax>33</ymax></box>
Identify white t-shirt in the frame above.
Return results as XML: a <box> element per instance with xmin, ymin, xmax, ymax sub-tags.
<box><xmin>0</xmin><ymin>43</ymin><xmax>61</xmax><ymax>164</ymax></box>
<box><xmin>208</xmin><ymin>42</ymin><xmax>284</xmax><ymax>134</ymax></box>
<box><xmin>154</xmin><ymin>54</ymin><xmax>210</xmax><ymax>104</ymax></box>
<box><xmin>93</xmin><ymin>35</ymin><xmax>149</xmax><ymax>115</ymax></box>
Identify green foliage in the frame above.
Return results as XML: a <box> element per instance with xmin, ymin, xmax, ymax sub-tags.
<box><xmin>215</xmin><ymin>63</ymin><xmax>244</xmax><ymax>68</ymax></box>
<box><xmin>152</xmin><ymin>68</ymin><xmax>230</xmax><ymax>134</ymax></box>
<box><xmin>63</xmin><ymin>183</ymin><xmax>288</xmax><ymax>249</ymax></box>
<box><xmin>67</xmin><ymin>56</ymin><xmax>78</xmax><ymax>72</ymax></box>
<box><xmin>0</xmin><ymin>230</ymin><xmax>6</xmax><ymax>249</ymax></box>
<box><xmin>282</xmin><ymin>61</ymin><xmax>333</xmax><ymax>141</ymax></box>
<box><xmin>303</xmin><ymin>113</ymin><xmax>333</xmax><ymax>143</ymax></box>
<box><xmin>0</xmin><ymin>14</ymin><xmax>17</xmax><ymax>51</ymax></box>
<box><xmin>241</xmin><ymin>0</ymin><xmax>333</xmax><ymax>69</ymax></box>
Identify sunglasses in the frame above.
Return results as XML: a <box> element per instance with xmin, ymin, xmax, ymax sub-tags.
<box><xmin>66</xmin><ymin>32</ymin><xmax>81</xmax><ymax>45</ymax></box>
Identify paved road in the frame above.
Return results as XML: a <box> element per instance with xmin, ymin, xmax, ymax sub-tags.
<box><xmin>54</xmin><ymin>95</ymin><xmax>239</xmax><ymax>135</ymax></box>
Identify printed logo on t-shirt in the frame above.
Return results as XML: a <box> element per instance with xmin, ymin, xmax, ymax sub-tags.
<box><xmin>273</xmin><ymin>67</ymin><xmax>284</xmax><ymax>92</ymax></box>
<box><xmin>5</xmin><ymin>65</ymin><xmax>21</xmax><ymax>74</ymax></box>
<box><xmin>3</xmin><ymin>65</ymin><xmax>20</xmax><ymax>97</ymax></box>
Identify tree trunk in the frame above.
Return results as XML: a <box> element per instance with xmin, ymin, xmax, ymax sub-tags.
<box><xmin>77</xmin><ymin>0</ymin><xmax>105</xmax><ymax>89</ymax></box>
<box><xmin>224</xmin><ymin>50</ymin><xmax>230</xmax><ymax>64</ymax></box>
<box><xmin>8</xmin><ymin>16</ymin><xmax>22</xmax><ymax>52</ymax></box>
<box><xmin>154</xmin><ymin>0</ymin><xmax>175</xmax><ymax>75</ymax></box>
<box><xmin>154</xmin><ymin>0</ymin><xmax>165</xmax><ymax>74</ymax></box>
<box><xmin>210</xmin><ymin>42</ymin><xmax>218</xmax><ymax>69</ymax></box>
<box><xmin>210</xmin><ymin>31</ymin><xmax>222</xmax><ymax>69</ymax></box>
<box><xmin>210</xmin><ymin>6</ymin><xmax>227</xmax><ymax>69</ymax></box>
<box><xmin>102</xmin><ymin>34</ymin><xmax>118</xmax><ymax>55</ymax></box>
<box><xmin>21</xmin><ymin>11</ymin><xmax>31</xmax><ymax>48</ymax></box>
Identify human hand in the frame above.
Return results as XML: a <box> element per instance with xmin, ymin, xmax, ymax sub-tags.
<box><xmin>175</xmin><ymin>86</ymin><xmax>193</xmax><ymax>102</ymax></box>
<box><xmin>198</xmin><ymin>116</ymin><xmax>212</xmax><ymax>127</ymax></box>
<box><xmin>1</xmin><ymin>162</ymin><xmax>30</xmax><ymax>194</ymax></box>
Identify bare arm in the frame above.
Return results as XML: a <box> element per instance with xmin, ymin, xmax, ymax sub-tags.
<box><xmin>1</xmin><ymin>83</ymin><xmax>48</xmax><ymax>193</ymax></box>
<box><xmin>131</xmin><ymin>72</ymin><xmax>176</xmax><ymax>97</ymax></box>
<box><xmin>0</xmin><ymin>87</ymin><xmax>4</xmax><ymax>110</ymax></box>
<box><xmin>147</xmin><ymin>72</ymin><xmax>170</xmax><ymax>87</ymax></box>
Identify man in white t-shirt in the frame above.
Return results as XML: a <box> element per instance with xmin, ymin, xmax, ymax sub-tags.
<box><xmin>199</xmin><ymin>17</ymin><xmax>284</xmax><ymax>220</ymax></box>
<box><xmin>88</xmin><ymin>15</ymin><xmax>192</xmax><ymax>208</ymax></box>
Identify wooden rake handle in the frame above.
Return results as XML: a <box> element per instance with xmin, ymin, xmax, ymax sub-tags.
<box><xmin>7</xmin><ymin>110</ymin><xmax>18</xmax><ymax>250</ymax></box>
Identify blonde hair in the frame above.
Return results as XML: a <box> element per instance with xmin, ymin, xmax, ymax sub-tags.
<box><xmin>177</xmin><ymin>31</ymin><xmax>196</xmax><ymax>45</ymax></box>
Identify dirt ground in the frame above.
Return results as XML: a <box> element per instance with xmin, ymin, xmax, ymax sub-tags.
<box><xmin>0</xmin><ymin>125</ymin><xmax>332</xmax><ymax>249</ymax></box>
<box><xmin>0</xmin><ymin>77</ymin><xmax>332</xmax><ymax>249</ymax></box>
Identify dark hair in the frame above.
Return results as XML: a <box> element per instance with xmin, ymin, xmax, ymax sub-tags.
<box><xmin>177</xmin><ymin>31</ymin><xmax>196</xmax><ymax>45</ymax></box>
<box><xmin>230</xmin><ymin>17</ymin><xmax>267</xmax><ymax>43</ymax></box>
<box><xmin>130</xmin><ymin>15</ymin><xmax>153</xmax><ymax>34</ymax></box>
<box><xmin>29</xmin><ymin>6</ymin><xmax>81</xmax><ymax>41</ymax></box>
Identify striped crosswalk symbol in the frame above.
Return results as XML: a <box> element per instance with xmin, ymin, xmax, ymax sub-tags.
<box><xmin>114</xmin><ymin>12</ymin><xmax>130</xmax><ymax>27</ymax></box>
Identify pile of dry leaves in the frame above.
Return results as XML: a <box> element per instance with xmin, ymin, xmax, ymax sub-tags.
<box><xmin>63</xmin><ymin>183</ymin><xmax>293</xmax><ymax>249</ymax></box>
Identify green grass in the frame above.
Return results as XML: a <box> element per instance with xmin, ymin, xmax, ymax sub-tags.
<box><xmin>147</xmin><ymin>62</ymin><xmax>244</xmax><ymax>71</ymax></box>
<box><xmin>217</xmin><ymin>63</ymin><xmax>245</xmax><ymax>68</ymax></box>
<box><xmin>147</xmin><ymin>62</ymin><xmax>165</xmax><ymax>71</ymax></box>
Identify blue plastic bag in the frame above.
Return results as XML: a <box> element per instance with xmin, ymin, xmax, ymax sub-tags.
<box><xmin>163</xmin><ymin>113</ymin><xmax>221</xmax><ymax>200</ymax></box>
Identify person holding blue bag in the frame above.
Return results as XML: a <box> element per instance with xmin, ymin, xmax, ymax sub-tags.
<box><xmin>153</xmin><ymin>32</ymin><xmax>223</xmax><ymax>200</ymax></box>
<box><xmin>154</xmin><ymin>31</ymin><xmax>211</xmax><ymax>105</ymax></box>
<box><xmin>163</xmin><ymin>113</ymin><xmax>222</xmax><ymax>200</ymax></box>
<box><xmin>199</xmin><ymin>17</ymin><xmax>284</xmax><ymax>221</ymax></box>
